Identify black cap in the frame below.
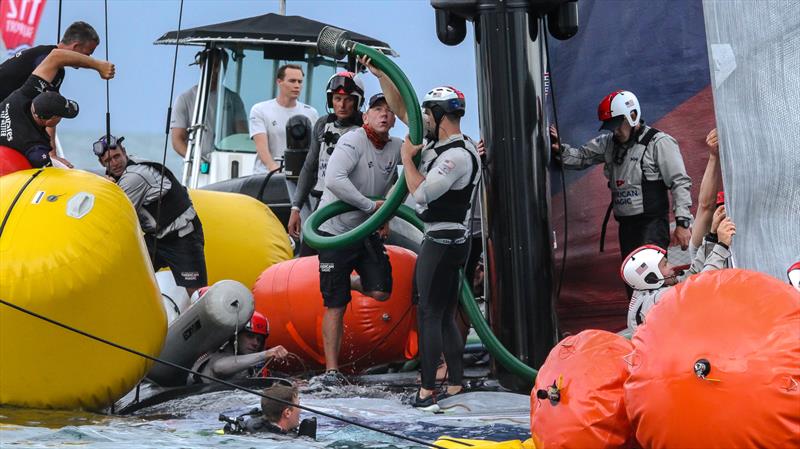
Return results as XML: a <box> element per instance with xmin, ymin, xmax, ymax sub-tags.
<box><xmin>32</xmin><ymin>91</ymin><xmax>79</xmax><ymax>119</ymax></box>
<box><xmin>599</xmin><ymin>115</ymin><xmax>624</xmax><ymax>132</ymax></box>
<box><xmin>368</xmin><ymin>93</ymin><xmax>387</xmax><ymax>109</ymax></box>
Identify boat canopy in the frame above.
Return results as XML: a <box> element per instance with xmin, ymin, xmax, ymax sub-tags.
<box><xmin>153</xmin><ymin>13</ymin><xmax>397</xmax><ymax>57</ymax></box>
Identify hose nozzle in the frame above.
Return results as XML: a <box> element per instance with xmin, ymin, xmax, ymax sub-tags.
<box><xmin>317</xmin><ymin>26</ymin><xmax>353</xmax><ymax>59</ymax></box>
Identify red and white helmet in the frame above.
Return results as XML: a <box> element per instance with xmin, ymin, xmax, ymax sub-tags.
<box><xmin>597</xmin><ymin>90</ymin><xmax>640</xmax><ymax>131</ymax></box>
<box><xmin>326</xmin><ymin>71</ymin><xmax>365</xmax><ymax>109</ymax></box>
<box><xmin>422</xmin><ymin>86</ymin><xmax>466</xmax><ymax>117</ymax></box>
<box><xmin>620</xmin><ymin>245</ymin><xmax>667</xmax><ymax>290</ymax></box>
<box><xmin>788</xmin><ymin>262</ymin><xmax>800</xmax><ymax>292</ymax></box>
<box><xmin>245</xmin><ymin>310</ymin><xmax>270</xmax><ymax>338</ymax></box>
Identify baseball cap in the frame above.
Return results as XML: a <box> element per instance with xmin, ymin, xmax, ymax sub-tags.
<box><xmin>368</xmin><ymin>93</ymin><xmax>387</xmax><ymax>109</ymax></box>
<box><xmin>32</xmin><ymin>91</ymin><xmax>79</xmax><ymax>119</ymax></box>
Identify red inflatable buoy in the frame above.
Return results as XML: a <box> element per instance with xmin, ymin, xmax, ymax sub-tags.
<box><xmin>625</xmin><ymin>269</ymin><xmax>800</xmax><ymax>449</ymax></box>
<box><xmin>253</xmin><ymin>245</ymin><xmax>418</xmax><ymax>373</ymax></box>
<box><xmin>0</xmin><ymin>146</ymin><xmax>31</xmax><ymax>176</ymax></box>
<box><xmin>531</xmin><ymin>329</ymin><xmax>635</xmax><ymax>449</ymax></box>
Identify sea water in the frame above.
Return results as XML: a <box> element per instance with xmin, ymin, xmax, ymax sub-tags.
<box><xmin>0</xmin><ymin>386</ymin><xmax>531</xmax><ymax>448</ymax></box>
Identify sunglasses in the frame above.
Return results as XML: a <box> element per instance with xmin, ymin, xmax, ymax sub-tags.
<box><xmin>93</xmin><ymin>135</ymin><xmax>125</xmax><ymax>156</ymax></box>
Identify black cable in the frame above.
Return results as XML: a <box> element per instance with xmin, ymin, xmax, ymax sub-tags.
<box><xmin>543</xmin><ymin>24</ymin><xmax>569</xmax><ymax>327</ymax></box>
<box><xmin>56</xmin><ymin>0</ymin><xmax>62</xmax><ymax>42</ymax></box>
<box><xmin>103</xmin><ymin>0</ymin><xmax>110</xmax><ymax>146</ymax></box>
<box><xmin>256</xmin><ymin>160</ymin><xmax>284</xmax><ymax>203</ymax></box>
<box><xmin>0</xmin><ymin>298</ymin><xmax>460</xmax><ymax>449</ymax></box>
<box><xmin>152</xmin><ymin>0</ymin><xmax>185</xmax><ymax>263</ymax></box>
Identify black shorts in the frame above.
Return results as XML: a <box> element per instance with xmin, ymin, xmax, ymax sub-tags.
<box><xmin>146</xmin><ymin>216</ymin><xmax>208</xmax><ymax>289</ymax></box>
<box><xmin>317</xmin><ymin>232</ymin><xmax>392</xmax><ymax>308</ymax></box>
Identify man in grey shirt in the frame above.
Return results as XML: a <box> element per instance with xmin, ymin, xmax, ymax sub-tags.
<box><xmin>95</xmin><ymin>134</ymin><xmax>207</xmax><ymax>296</ymax></box>
<box><xmin>549</xmin><ymin>90</ymin><xmax>692</xmax><ymax>263</ymax></box>
<box><xmin>170</xmin><ymin>49</ymin><xmax>248</xmax><ymax>161</ymax></box>
<box><xmin>315</xmin><ymin>93</ymin><xmax>401</xmax><ymax>385</ymax></box>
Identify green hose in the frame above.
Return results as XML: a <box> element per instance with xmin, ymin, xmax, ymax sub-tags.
<box><xmin>302</xmin><ymin>43</ymin><xmax>423</xmax><ymax>250</ymax></box>
<box><xmin>303</xmin><ymin>41</ymin><xmax>538</xmax><ymax>382</ymax></box>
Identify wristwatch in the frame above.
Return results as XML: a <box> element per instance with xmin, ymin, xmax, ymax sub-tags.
<box><xmin>676</xmin><ymin>217</ymin><xmax>691</xmax><ymax>229</ymax></box>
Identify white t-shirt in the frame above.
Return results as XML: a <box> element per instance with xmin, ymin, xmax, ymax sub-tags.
<box><xmin>249</xmin><ymin>98</ymin><xmax>319</xmax><ymax>173</ymax></box>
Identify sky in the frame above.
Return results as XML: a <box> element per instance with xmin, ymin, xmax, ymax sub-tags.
<box><xmin>3</xmin><ymin>0</ymin><xmax>480</xmax><ymax>152</ymax></box>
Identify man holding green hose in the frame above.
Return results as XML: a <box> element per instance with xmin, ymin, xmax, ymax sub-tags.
<box><xmin>313</xmin><ymin>91</ymin><xmax>402</xmax><ymax>387</ymax></box>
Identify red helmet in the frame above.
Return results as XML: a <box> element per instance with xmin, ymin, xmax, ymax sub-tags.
<box><xmin>597</xmin><ymin>90</ymin><xmax>640</xmax><ymax>131</ymax></box>
<box><xmin>788</xmin><ymin>262</ymin><xmax>800</xmax><ymax>292</ymax></box>
<box><xmin>326</xmin><ymin>71</ymin><xmax>365</xmax><ymax>109</ymax></box>
<box><xmin>245</xmin><ymin>311</ymin><xmax>269</xmax><ymax>337</ymax></box>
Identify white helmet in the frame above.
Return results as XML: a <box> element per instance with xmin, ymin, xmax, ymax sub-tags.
<box><xmin>620</xmin><ymin>245</ymin><xmax>667</xmax><ymax>290</ymax></box>
<box><xmin>597</xmin><ymin>90</ymin><xmax>641</xmax><ymax>131</ymax></box>
<box><xmin>421</xmin><ymin>86</ymin><xmax>466</xmax><ymax>117</ymax></box>
<box><xmin>326</xmin><ymin>71</ymin><xmax>365</xmax><ymax>110</ymax></box>
<box><xmin>788</xmin><ymin>262</ymin><xmax>800</xmax><ymax>292</ymax></box>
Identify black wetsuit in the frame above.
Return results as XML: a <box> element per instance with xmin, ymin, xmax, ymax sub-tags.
<box><xmin>0</xmin><ymin>75</ymin><xmax>56</xmax><ymax>167</ymax></box>
<box><xmin>0</xmin><ymin>45</ymin><xmax>64</xmax><ymax>101</ymax></box>
<box><xmin>412</xmin><ymin>136</ymin><xmax>479</xmax><ymax>391</ymax></box>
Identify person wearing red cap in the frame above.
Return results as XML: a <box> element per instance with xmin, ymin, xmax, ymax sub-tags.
<box><xmin>190</xmin><ymin>311</ymin><xmax>289</xmax><ymax>383</ymax></box>
<box><xmin>549</xmin><ymin>90</ymin><xmax>693</xmax><ymax>266</ymax></box>
<box><xmin>0</xmin><ymin>47</ymin><xmax>113</xmax><ymax>168</ymax></box>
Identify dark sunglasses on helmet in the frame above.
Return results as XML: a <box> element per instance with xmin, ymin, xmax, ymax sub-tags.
<box><xmin>328</xmin><ymin>75</ymin><xmax>360</xmax><ymax>94</ymax></box>
<box><xmin>93</xmin><ymin>135</ymin><xmax>125</xmax><ymax>156</ymax></box>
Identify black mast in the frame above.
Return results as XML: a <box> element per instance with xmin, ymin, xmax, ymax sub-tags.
<box><xmin>431</xmin><ymin>0</ymin><xmax>578</xmax><ymax>391</ymax></box>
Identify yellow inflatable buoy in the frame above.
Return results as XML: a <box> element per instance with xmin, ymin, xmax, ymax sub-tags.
<box><xmin>434</xmin><ymin>437</ymin><xmax>536</xmax><ymax>448</ymax></box>
<box><xmin>189</xmin><ymin>190</ymin><xmax>292</xmax><ymax>289</ymax></box>
<box><xmin>0</xmin><ymin>168</ymin><xmax>166</xmax><ymax>410</ymax></box>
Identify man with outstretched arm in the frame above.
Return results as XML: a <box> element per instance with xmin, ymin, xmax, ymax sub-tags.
<box><xmin>0</xmin><ymin>48</ymin><xmax>114</xmax><ymax>168</ymax></box>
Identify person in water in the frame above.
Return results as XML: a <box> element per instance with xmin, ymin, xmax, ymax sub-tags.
<box><xmin>95</xmin><ymin>135</ymin><xmax>206</xmax><ymax>297</ymax></box>
<box><xmin>621</xmin><ymin>211</ymin><xmax>735</xmax><ymax>330</ymax></box>
<box><xmin>190</xmin><ymin>311</ymin><xmax>289</xmax><ymax>383</ymax></box>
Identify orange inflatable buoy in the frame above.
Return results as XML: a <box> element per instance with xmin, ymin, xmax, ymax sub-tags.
<box><xmin>0</xmin><ymin>146</ymin><xmax>32</xmax><ymax>176</ymax></box>
<box><xmin>253</xmin><ymin>245</ymin><xmax>417</xmax><ymax>372</ymax></box>
<box><xmin>531</xmin><ymin>329</ymin><xmax>635</xmax><ymax>449</ymax></box>
<box><xmin>625</xmin><ymin>269</ymin><xmax>800</xmax><ymax>449</ymax></box>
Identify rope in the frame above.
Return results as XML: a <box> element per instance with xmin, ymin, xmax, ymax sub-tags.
<box><xmin>103</xmin><ymin>0</ymin><xmax>111</xmax><ymax>146</ymax></box>
<box><xmin>152</xmin><ymin>0</ymin><xmax>185</xmax><ymax>262</ymax></box>
<box><xmin>0</xmin><ymin>298</ymin><xmax>458</xmax><ymax>449</ymax></box>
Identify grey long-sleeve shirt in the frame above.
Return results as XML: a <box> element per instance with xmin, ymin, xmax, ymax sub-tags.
<box><xmin>559</xmin><ymin>125</ymin><xmax>693</xmax><ymax>219</ymax></box>
<box><xmin>318</xmin><ymin>127</ymin><xmax>401</xmax><ymax>235</ymax></box>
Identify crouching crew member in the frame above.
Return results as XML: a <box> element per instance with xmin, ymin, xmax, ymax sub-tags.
<box><xmin>94</xmin><ymin>135</ymin><xmax>206</xmax><ymax>296</ymax></box>
<box><xmin>0</xmin><ymin>48</ymin><xmax>114</xmax><ymax>168</ymax></box>
<box><xmin>622</xmin><ymin>214</ymin><xmax>735</xmax><ymax>330</ymax></box>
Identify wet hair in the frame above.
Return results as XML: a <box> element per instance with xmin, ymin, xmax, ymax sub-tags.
<box><xmin>277</xmin><ymin>64</ymin><xmax>304</xmax><ymax>80</ymax></box>
<box><xmin>61</xmin><ymin>22</ymin><xmax>99</xmax><ymax>45</ymax></box>
<box><xmin>260</xmin><ymin>384</ymin><xmax>298</xmax><ymax>423</ymax></box>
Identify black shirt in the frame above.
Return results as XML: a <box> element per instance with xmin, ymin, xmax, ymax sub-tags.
<box><xmin>0</xmin><ymin>75</ymin><xmax>54</xmax><ymax>164</ymax></box>
<box><xmin>0</xmin><ymin>45</ymin><xmax>64</xmax><ymax>101</ymax></box>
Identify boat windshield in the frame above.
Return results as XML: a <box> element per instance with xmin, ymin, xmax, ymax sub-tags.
<box><xmin>213</xmin><ymin>48</ymin><xmax>338</xmax><ymax>153</ymax></box>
